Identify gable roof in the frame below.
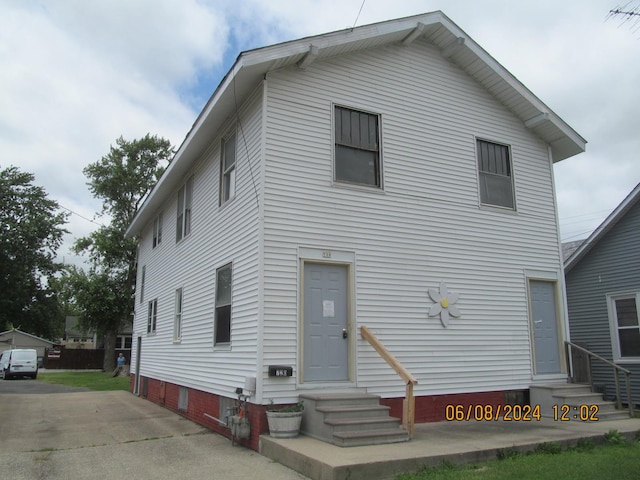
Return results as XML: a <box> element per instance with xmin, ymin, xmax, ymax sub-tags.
<box><xmin>126</xmin><ymin>11</ymin><xmax>586</xmax><ymax>238</ymax></box>
<box><xmin>0</xmin><ymin>329</ymin><xmax>55</xmax><ymax>347</ymax></box>
<box><xmin>564</xmin><ymin>182</ymin><xmax>640</xmax><ymax>273</ymax></box>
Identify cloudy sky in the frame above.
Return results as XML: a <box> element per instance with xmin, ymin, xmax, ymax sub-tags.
<box><xmin>2</xmin><ymin>0</ymin><xmax>639</xmax><ymax>266</ymax></box>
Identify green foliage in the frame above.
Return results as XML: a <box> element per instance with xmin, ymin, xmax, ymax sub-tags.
<box><xmin>267</xmin><ymin>400</ymin><xmax>305</xmax><ymax>412</ymax></box>
<box><xmin>496</xmin><ymin>447</ymin><xmax>521</xmax><ymax>460</ymax></box>
<box><xmin>0</xmin><ymin>166</ymin><xmax>68</xmax><ymax>338</ymax></box>
<box><xmin>397</xmin><ymin>442</ymin><xmax>640</xmax><ymax>479</ymax></box>
<box><xmin>604</xmin><ymin>429</ymin><xmax>627</xmax><ymax>445</ymax></box>
<box><xmin>570</xmin><ymin>438</ymin><xmax>595</xmax><ymax>452</ymax></box>
<box><xmin>70</xmin><ymin>134</ymin><xmax>173</xmax><ymax>370</ymax></box>
<box><xmin>534</xmin><ymin>442</ymin><xmax>562</xmax><ymax>455</ymax></box>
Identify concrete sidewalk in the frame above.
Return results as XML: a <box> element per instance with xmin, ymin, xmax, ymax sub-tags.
<box><xmin>261</xmin><ymin>416</ymin><xmax>640</xmax><ymax>480</ymax></box>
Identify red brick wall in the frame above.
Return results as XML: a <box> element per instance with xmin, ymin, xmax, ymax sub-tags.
<box><xmin>131</xmin><ymin>376</ymin><xmax>518</xmax><ymax>451</ymax></box>
<box><xmin>380</xmin><ymin>390</ymin><xmax>507</xmax><ymax>422</ymax></box>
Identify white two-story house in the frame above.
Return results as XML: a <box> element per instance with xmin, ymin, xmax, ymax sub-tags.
<box><xmin>126</xmin><ymin>11</ymin><xmax>585</xmax><ymax>450</ymax></box>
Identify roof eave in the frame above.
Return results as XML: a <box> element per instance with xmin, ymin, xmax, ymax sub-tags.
<box><xmin>565</xmin><ymin>182</ymin><xmax>640</xmax><ymax>272</ymax></box>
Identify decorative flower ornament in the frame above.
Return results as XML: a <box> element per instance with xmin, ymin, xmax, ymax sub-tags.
<box><xmin>428</xmin><ymin>282</ymin><xmax>460</xmax><ymax>327</ymax></box>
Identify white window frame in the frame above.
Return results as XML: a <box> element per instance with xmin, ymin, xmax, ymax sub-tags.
<box><xmin>140</xmin><ymin>265</ymin><xmax>146</xmax><ymax>304</ymax></box>
<box><xmin>176</xmin><ymin>176</ymin><xmax>193</xmax><ymax>242</ymax></box>
<box><xmin>174</xmin><ymin>288</ymin><xmax>183</xmax><ymax>342</ymax></box>
<box><xmin>214</xmin><ymin>263</ymin><xmax>232</xmax><ymax>346</ymax></box>
<box><xmin>333</xmin><ymin>105</ymin><xmax>382</xmax><ymax>189</ymax></box>
<box><xmin>476</xmin><ymin>138</ymin><xmax>515</xmax><ymax>210</ymax></box>
<box><xmin>607</xmin><ymin>292</ymin><xmax>640</xmax><ymax>363</ymax></box>
<box><xmin>220</xmin><ymin>132</ymin><xmax>236</xmax><ymax>205</ymax></box>
<box><xmin>147</xmin><ymin>298</ymin><xmax>158</xmax><ymax>334</ymax></box>
<box><xmin>153</xmin><ymin>212</ymin><xmax>163</xmax><ymax>248</ymax></box>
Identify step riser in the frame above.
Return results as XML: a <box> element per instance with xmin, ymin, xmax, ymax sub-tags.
<box><xmin>530</xmin><ymin>383</ymin><xmax>630</xmax><ymax>421</ymax></box>
<box><xmin>300</xmin><ymin>391</ymin><xmax>409</xmax><ymax>446</ymax></box>
<box><xmin>334</xmin><ymin>435</ymin><xmax>409</xmax><ymax>447</ymax></box>
<box><xmin>552</xmin><ymin>394</ymin><xmax>605</xmax><ymax>404</ymax></box>
<box><xmin>318</xmin><ymin>407</ymin><xmax>391</xmax><ymax>420</ymax></box>
<box><xmin>327</xmin><ymin>419</ymin><xmax>401</xmax><ymax>433</ymax></box>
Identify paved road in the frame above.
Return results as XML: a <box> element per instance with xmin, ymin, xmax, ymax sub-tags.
<box><xmin>0</xmin><ymin>379</ymin><xmax>308</xmax><ymax>480</ymax></box>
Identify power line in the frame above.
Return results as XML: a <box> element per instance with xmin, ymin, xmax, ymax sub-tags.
<box><xmin>58</xmin><ymin>205</ymin><xmax>105</xmax><ymax>227</ymax></box>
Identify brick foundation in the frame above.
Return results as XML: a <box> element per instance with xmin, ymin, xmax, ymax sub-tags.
<box><xmin>130</xmin><ymin>374</ymin><xmax>524</xmax><ymax>452</ymax></box>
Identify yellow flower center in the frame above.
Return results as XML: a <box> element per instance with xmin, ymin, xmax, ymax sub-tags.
<box><xmin>440</xmin><ymin>298</ymin><xmax>449</xmax><ymax>309</ymax></box>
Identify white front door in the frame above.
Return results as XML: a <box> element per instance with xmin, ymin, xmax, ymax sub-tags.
<box><xmin>303</xmin><ymin>263</ymin><xmax>349</xmax><ymax>382</ymax></box>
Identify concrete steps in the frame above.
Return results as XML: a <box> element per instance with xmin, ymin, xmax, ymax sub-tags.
<box><xmin>530</xmin><ymin>383</ymin><xmax>630</xmax><ymax>421</ymax></box>
<box><xmin>299</xmin><ymin>391</ymin><xmax>410</xmax><ymax>447</ymax></box>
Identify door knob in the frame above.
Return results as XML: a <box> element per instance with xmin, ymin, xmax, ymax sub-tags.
<box><xmin>342</xmin><ymin>329</ymin><xmax>348</xmax><ymax>339</ymax></box>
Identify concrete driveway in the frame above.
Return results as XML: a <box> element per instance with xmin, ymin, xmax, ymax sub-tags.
<box><xmin>0</xmin><ymin>382</ymin><xmax>308</xmax><ymax>480</ymax></box>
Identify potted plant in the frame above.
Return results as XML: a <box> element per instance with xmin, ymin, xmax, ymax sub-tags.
<box><xmin>265</xmin><ymin>400</ymin><xmax>304</xmax><ymax>438</ymax></box>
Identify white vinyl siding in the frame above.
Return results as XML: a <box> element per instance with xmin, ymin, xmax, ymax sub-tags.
<box><xmin>261</xmin><ymin>38</ymin><xmax>562</xmax><ymax>401</ymax></box>
<box><xmin>131</xmin><ymin>85</ymin><xmax>263</xmax><ymax>399</ymax></box>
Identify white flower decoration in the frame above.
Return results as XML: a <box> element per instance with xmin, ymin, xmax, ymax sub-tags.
<box><xmin>428</xmin><ymin>281</ymin><xmax>460</xmax><ymax>327</ymax></box>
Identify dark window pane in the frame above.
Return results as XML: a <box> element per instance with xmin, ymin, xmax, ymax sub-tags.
<box><xmin>619</xmin><ymin>328</ymin><xmax>640</xmax><ymax>357</ymax></box>
<box><xmin>616</xmin><ymin>298</ymin><xmax>638</xmax><ymax>327</ymax></box>
<box><xmin>479</xmin><ymin>172</ymin><xmax>514</xmax><ymax>208</ymax></box>
<box><xmin>215</xmin><ymin>305</ymin><xmax>231</xmax><ymax>344</ymax></box>
<box><xmin>335</xmin><ymin>146</ymin><xmax>379</xmax><ymax>186</ymax></box>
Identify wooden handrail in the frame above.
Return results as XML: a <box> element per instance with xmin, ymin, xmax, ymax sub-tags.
<box><xmin>565</xmin><ymin>341</ymin><xmax>634</xmax><ymax>418</ymax></box>
<box><xmin>360</xmin><ymin>326</ymin><xmax>417</xmax><ymax>435</ymax></box>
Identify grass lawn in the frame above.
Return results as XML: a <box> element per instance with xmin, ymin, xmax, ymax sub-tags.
<box><xmin>37</xmin><ymin>371</ymin><xmax>131</xmax><ymax>391</ymax></box>
<box><xmin>397</xmin><ymin>439</ymin><xmax>640</xmax><ymax>480</ymax></box>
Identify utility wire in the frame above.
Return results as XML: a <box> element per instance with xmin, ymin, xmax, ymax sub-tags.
<box><xmin>352</xmin><ymin>0</ymin><xmax>366</xmax><ymax>30</ymax></box>
<box><xmin>58</xmin><ymin>204</ymin><xmax>105</xmax><ymax>227</ymax></box>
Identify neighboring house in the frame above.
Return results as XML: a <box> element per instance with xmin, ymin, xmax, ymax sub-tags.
<box><xmin>0</xmin><ymin>329</ymin><xmax>55</xmax><ymax>360</ymax></box>
<box><xmin>125</xmin><ymin>12</ymin><xmax>585</xmax><ymax>450</ymax></box>
<box><xmin>63</xmin><ymin>316</ymin><xmax>94</xmax><ymax>349</ymax></box>
<box><xmin>62</xmin><ymin>316</ymin><xmax>133</xmax><ymax>351</ymax></box>
<box><xmin>565</xmin><ymin>182</ymin><xmax>640</xmax><ymax>407</ymax></box>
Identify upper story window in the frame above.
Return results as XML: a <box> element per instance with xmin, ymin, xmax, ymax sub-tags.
<box><xmin>153</xmin><ymin>213</ymin><xmax>163</xmax><ymax>248</ymax></box>
<box><xmin>220</xmin><ymin>133</ymin><xmax>236</xmax><ymax>205</ymax></box>
<box><xmin>609</xmin><ymin>294</ymin><xmax>640</xmax><ymax>360</ymax></box>
<box><xmin>477</xmin><ymin>139</ymin><xmax>515</xmax><ymax>209</ymax></box>
<box><xmin>140</xmin><ymin>265</ymin><xmax>146</xmax><ymax>304</ymax></box>
<box><xmin>334</xmin><ymin>106</ymin><xmax>381</xmax><ymax>188</ymax></box>
<box><xmin>214</xmin><ymin>263</ymin><xmax>232</xmax><ymax>345</ymax></box>
<box><xmin>176</xmin><ymin>176</ymin><xmax>193</xmax><ymax>242</ymax></box>
<box><xmin>147</xmin><ymin>298</ymin><xmax>158</xmax><ymax>334</ymax></box>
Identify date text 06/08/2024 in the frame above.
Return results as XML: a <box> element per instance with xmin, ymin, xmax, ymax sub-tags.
<box><xmin>444</xmin><ymin>404</ymin><xmax>600</xmax><ymax>422</ymax></box>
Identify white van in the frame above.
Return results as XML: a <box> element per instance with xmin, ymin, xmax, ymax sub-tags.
<box><xmin>0</xmin><ymin>349</ymin><xmax>38</xmax><ymax>379</ymax></box>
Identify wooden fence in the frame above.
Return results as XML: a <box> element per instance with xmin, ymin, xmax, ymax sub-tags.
<box><xmin>43</xmin><ymin>347</ymin><xmax>130</xmax><ymax>370</ymax></box>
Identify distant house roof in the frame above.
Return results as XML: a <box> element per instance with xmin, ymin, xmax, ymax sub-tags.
<box><xmin>564</xmin><ymin>182</ymin><xmax>640</xmax><ymax>273</ymax></box>
<box><xmin>126</xmin><ymin>11</ymin><xmax>586</xmax><ymax>238</ymax></box>
<box><xmin>561</xmin><ymin>240</ymin><xmax>585</xmax><ymax>261</ymax></box>
<box><xmin>0</xmin><ymin>329</ymin><xmax>55</xmax><ymax>348</ymax></box>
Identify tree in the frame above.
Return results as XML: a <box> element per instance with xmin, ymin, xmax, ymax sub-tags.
<box><xmin>72</xmin><ymin>134</ymin><xmax>173</xmax><ymax>370</ymax></box>
<box><xmin>0</xmin><ymin>166</ymin><xmax>68</xmax><ymax>339</ymax></box>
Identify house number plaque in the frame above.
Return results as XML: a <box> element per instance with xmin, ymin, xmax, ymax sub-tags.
<box><xmin>268</xmin><ymin>365</ymin><xmax>293</xmax><ymax>377</ymax></box>
<box><xmin>322</xmin><ymin>251</ymin><xmax>331</xmax><ymax>258</ymax></box>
